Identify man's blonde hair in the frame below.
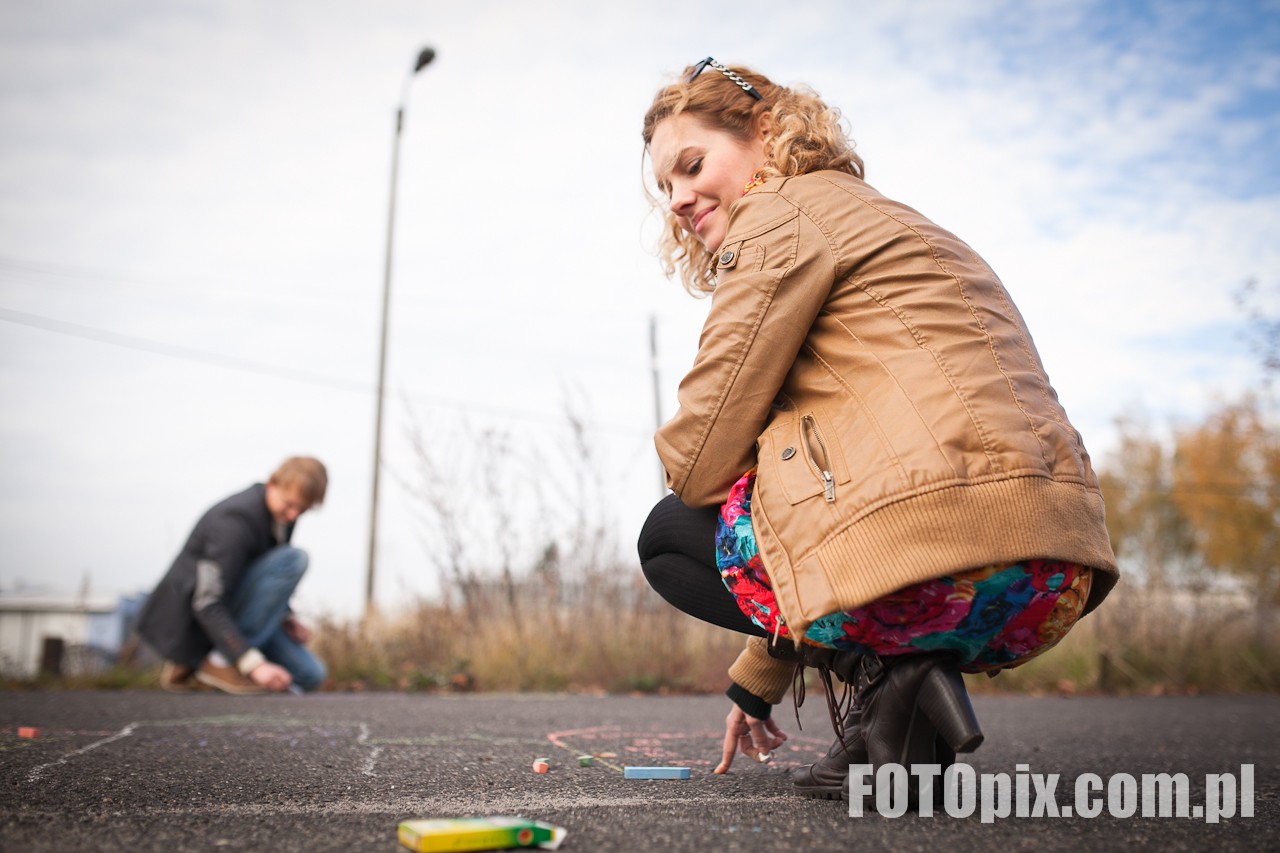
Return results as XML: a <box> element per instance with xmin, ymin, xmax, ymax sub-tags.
<box><xmin>269</xmin><ymin>456</ymin><xmax>328</xmax><ymax>506</ymax></box>
<box><xmin>642</xmin><ymin>62</ymin><xmax>864</xmax><ymax>294</ymax></box>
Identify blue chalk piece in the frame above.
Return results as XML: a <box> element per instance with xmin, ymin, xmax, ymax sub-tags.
<box><xmin>624</xmin><ymin>766</ymin><xmax>691</xmax><ymax>780</ymax></box>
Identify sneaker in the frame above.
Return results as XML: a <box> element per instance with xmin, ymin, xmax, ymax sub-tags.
<box><xmin>159</xmin><ymin>661</ymin><xmax>200</xmax><ymax>693</ymax></box>
<box><xmin>196</xmin><ymin>659</ymin><xmax>267</xmax><ymax>695</ymax></box>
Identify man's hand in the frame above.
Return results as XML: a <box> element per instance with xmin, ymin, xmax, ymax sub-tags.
<box><xmin>282</xmin><ymin>614</ymin><xmax>311</xmax><ymax>644</ymax></box>
<box><xmin>714</xmin><ymin>703</ymin><xmax>788</xmax><ymax>774</ymax></box>
<box><xmin>249</xmin><ymin>661</ymin><xmax>293</xmax><ymax>692</ymax></box>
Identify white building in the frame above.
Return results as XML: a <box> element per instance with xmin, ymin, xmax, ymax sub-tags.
<box><xmin>0</xmin><ymin>595</ymin><xmax>140</xmax><ymax>678</ymax></box>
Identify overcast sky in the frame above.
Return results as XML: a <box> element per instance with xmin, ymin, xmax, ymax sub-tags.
<box><xmin>2</xmin><ymin>0</ymin><xmax>1277</xmax><ymax>621</ymax></box>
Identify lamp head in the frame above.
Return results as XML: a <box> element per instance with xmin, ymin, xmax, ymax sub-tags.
<box><xmin>414</xmin><ymin>47</ymin><xmax>436</xmax><ymax>73</ymax></box>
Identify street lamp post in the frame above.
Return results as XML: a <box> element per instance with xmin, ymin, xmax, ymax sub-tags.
<box><xmin>367</xmin><ymin>46</ymin><xmax>435</xmax><ymax>618</ymax></box>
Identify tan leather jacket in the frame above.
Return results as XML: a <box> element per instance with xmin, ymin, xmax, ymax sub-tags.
<box><xmin>655</xmin><ymin>171</ymin><xmax>1119</xmax><ymax>705</ymax></box>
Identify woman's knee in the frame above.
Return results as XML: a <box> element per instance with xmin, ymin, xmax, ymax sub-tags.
<box><xmin>640</xmin><ymin>554</ymin><xmax>689</xmax><ymax>600</ymax></box>
<box><xmin>637</xmin><ymin>493</ymin><xmax>714</xmax><ymax>561</ymax></box>
<box><xmin>637</xmin><ymin>494</ymin><xmax>678</xmax><ymax>560</ymax></box>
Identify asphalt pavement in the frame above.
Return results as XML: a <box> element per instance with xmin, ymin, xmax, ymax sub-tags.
<box><xmin>2</xmin><ymin>689</ymin><xmax>1277</xmax><ymax>852</ymax></box>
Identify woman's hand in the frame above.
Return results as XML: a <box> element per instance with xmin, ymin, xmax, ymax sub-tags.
<box><xmin>714</xmin><ymin>703</ymin><xmax>788</xmax><ymax>774</ymax></box>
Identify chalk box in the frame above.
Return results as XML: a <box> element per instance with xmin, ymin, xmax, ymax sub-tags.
<box><xmin>398</xmin><ymin>816</ymin><xmax>566</xmax><ymax>852</ymax></box>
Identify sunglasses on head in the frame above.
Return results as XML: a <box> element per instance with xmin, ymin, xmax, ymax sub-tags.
<box><xmin>687</xmin><ymin>57</ymin><xmax>762</xmax><ymax>101</ymax></box>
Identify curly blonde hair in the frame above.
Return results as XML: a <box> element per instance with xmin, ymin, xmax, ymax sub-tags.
<box><xmin>642</xmin><ymin>63</ymin><xmax>865</xmax><ymax>294</ymax></box>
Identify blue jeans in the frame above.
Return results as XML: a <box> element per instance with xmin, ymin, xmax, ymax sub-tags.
<box><xmin>228</xmin><ymin>546</ymin><xmax>326</xmax><ymax>691</ymax></box>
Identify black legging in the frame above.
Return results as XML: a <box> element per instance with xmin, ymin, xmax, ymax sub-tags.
<box><xmin>637</xmin><ymin>493</ymin><xmax>767</xmax><ymax>638</ymax></box>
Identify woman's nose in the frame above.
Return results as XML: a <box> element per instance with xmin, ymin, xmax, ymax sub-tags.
<box><xmin>668</xmin><ymin>181</ymin><xmax>695</xmax><ymax>216</ymax></box>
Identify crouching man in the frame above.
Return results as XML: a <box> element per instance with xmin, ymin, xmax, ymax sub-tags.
<box><xmin>138</xmin><ymin>456</ymin><xmax>328</xmax><ymax>694</ymax></box>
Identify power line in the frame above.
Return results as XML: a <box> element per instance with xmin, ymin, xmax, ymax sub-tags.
<box><xmin>1</xmin><ymin>306</ymin><xmax>367</xmax><ymax>393</ymax></box>
<box><xmin>0</xmin><ymin>253</ymin><xmax>668</xmax><ymax>373</ymax></box>
<box><xmin>0</xmin><ymin>306</ymin><xmax>649</xmax><ymax>437</ymax></box>
<box><xmin>0</xmin><ymin>254</ymin><xmax>363</xmax><ymax>308</ymax></box>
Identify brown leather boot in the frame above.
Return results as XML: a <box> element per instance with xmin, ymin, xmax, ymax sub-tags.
<box><xmin>792</xmin><ymin>651</ymin><xmax>974</xmax><ymax>806</ymax></box>
<box><xmin>158</xmin><ymin>661</ymin><xmax>201</xmax><ymax>693</ymax></box>
<box><xmin>847</xmin><ymin>652</ymin><xmax>981</xmax><ymax>808</ymax></box>
<box><xmin>196</xmin><ymin>659</ymin><xmax>267</xmax><ymax>695</ymax></box>
<box><xmin>859</xmin><ymin>653</ymin><xmax>983</xmax><ymax>765</ymax></box>
<box><xmin>790</xmin><ymin>705</ymin><xmax>868</xmax><ymax>799</ymax></box>
<box><xmin>789</xmin><ymin>649</ymin><xmax>878</xmax><ymax>799</ymax></box>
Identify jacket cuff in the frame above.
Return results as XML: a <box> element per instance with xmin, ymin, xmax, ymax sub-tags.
<box><xmin>236</xmin><ymin>648</ymin><xmax>266</xmax><ymax>676</ymax></box>
<box><xmin>727</xmin><ymin>636</ymin><xmax>796</xmax><ymax>706</ymax></box>
<box><xmin>726</xmin><ymin>682</ymin><xmax>773</xmax><ymax>720</ymax></box>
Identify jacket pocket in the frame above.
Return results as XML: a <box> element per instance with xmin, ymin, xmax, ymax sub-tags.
<box><xmin>760</xmin><ymin>409</ymin><xmax>851</xmax><ymax>505</ymax></box>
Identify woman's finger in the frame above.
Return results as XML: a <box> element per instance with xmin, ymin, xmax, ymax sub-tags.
<box><xmin>747</xmin><ymin>719</ymin><xmax>781</xmax><ymax>752</ymax></box>
<box><xmin>714</xmin><ymin>722</ymin><xmax>739</xmax><ymax>774</ymax></box>
<box><xmin>764</xmin><ymin>717</ymin><xmax>788</xmax><ymax>743</ymax></box>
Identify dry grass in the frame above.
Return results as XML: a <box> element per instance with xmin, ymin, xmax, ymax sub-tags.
<box><xmin>966</xmin><ymin>584</ymin><xmax>1280</xmax><ymax>696</ymax></box>
<box><xmin>312</xmin><ymin>570</ymin><xmax>746</xmax><ymax>695</ymax></box>
<box><xmin>24</xmin><ymin>576</ymin><xmax>1279</xmax><ymax>696</ymax></box>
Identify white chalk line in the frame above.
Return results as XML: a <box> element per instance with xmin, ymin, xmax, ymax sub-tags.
<box><xmin>10</xmin><ymin>792</ymin><xmax>802</xmax><ymax>818</ymax></box>
<box><xmin>26</xmin><ymin>722</ymin><xmax>139</xmax><ymax>782</ymax></box>
<box><xmin>358</xmin><ymin>721</ymin><xmax>383</xmax><ymax>777</ymax></box>
<box><xmin>17</xmin><ymin>717</ymin><xmax>777</xmax><ymax>791</ymax></box>
<box><xmin>22</xmin><ymin>718</ymin><xmax>387</xmax><ymax>783</ymax></box>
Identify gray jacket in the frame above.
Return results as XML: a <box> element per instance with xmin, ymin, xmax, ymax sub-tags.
<box><xmin>137</xmin><ymin>483</ymin><xmax>291</xmax><ymax>667</ymax></box>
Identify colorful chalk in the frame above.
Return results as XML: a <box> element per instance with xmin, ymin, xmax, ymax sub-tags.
<box><xmin>398</xmin><ymin>817</ymin><xmax>567</xmax><ymax>852</ymax></box>
<box><xmin>17</xmin><ymin>727</ymin><xmax>39</xmax><ymax>739</ymax></box>
<box><xmin>531</xmin><ymin>760</ymin><xmax>549</xmax><ymax>774</ymax></box>
<box><xmin>624</xmin><ymin>765</ymin><xmax>691</xmax><ymax>780</ymax></box>
<box><xmin>576</xmin><ymin>754</ymin><xmax>594</xmax><ymax>767</ymax></box>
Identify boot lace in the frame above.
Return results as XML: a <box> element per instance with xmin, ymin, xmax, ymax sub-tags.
<box><xmin>789</xmin><ymin>658</ymin><xmax>857</xmax><ymax>743</ymax></box>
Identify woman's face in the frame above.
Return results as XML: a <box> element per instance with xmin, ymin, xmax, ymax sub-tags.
<box><xmin>650</xmin><ymin>112</ymin><xmax>766</xmax><ymax>255</ymax></box>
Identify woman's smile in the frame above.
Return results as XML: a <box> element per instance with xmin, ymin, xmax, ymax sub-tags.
<box><xmin>650</xmin><ymin>112</ymin><xmax>767</xmax><ymax>254</ymax></box>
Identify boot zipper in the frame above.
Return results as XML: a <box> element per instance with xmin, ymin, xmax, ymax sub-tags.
<box><xmin>802</xmin><ymin>414</ymin><xmax>836</xmax><ymax>503</ymax></box>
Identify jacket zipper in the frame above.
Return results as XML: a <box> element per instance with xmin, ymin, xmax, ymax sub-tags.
<box><xmin>802</xmin><ymin>414</ymin><xmax>836</xmax><ymax>503</ymax></box>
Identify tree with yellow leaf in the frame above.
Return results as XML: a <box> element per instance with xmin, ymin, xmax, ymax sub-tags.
<box><xmin>1172</xmin><ymin>396</ymin><xmax>1280</xmax><ymax>613</ymax></box>
<box><xmin>1098</xmin><ymin>413</ymin><xmax>1203</xmax><ymax>590</ymax></box>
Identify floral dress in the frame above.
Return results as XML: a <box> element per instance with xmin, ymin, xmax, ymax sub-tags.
<box><xmin>715</xmin><ymin>471</ymin><xmax>1093</xmax><ymax>673</ymax></box>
